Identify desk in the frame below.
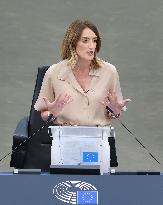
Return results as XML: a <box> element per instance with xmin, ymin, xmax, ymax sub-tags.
<box><xmin>0</xmin><ymin>172</ymin><xmax>163</xmax><ymax>205</ymax></box>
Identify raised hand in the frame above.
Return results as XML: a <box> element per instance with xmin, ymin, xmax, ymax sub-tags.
<box><xmin>102</xmin><ymin>91</ymin><xmax>131</xmax><ymax>115</ymax></box>
<box><xmin>43</xmin><ymin>93</ymin><xmax>73</xmax><ymax>117</ymax></box>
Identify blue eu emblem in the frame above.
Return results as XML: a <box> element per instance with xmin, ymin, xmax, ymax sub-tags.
<box><xmin>77</xmin><ymin>191</ymin><xmax>98</xmax><ymax>204</ymax></box>
<box><xmin>83</xmin><ymin>152</ymin><xmax>98</xmax><ymax>162</ymax></box>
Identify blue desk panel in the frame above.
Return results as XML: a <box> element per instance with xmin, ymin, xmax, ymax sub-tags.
<box><xmin>0</xmin><ymin>172</ymin><xmax>163</xmax><ymax>205</ymax></box>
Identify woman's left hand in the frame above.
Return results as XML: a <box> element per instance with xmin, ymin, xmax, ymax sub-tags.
<box><xmin>102</xmin><ymin>91</ymin><xmax>131</xmax><ymax>116</ymax></box>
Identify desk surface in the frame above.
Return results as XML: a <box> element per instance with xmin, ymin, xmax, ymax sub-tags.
<box><xmin>0</xmin><ymin>173</ymin><xmax>163</xmax><ymax>205</ymax></box>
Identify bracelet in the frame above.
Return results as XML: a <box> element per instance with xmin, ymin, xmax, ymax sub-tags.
<box><xmin>107</xmin><ymin>111</ymin><xmax>120</xmax><ymax>119</ymax></box>
<box><xmin>47</xmin><ymin>111</ymin><xmax>56</xmax><ymax>121</ymax></box>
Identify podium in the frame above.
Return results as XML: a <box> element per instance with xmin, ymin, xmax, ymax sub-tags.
<box><xmin>49</xmin><ymin>126</ymin><xmax>111</xmax><ymax>175</ymax></box>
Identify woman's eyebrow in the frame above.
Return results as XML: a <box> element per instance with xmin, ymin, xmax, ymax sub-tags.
<box><xmin>81</xmin><ymin>36</ymin><xmax>97</xmax><ymax>39</ymax></box>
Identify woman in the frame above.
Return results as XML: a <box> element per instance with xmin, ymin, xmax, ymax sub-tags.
<box><xmin>34</xmin><ymin>20</ymin><xmax>131</xmax><ymax>126</ymax></box>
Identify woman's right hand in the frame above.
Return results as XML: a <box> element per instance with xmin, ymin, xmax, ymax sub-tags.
<box><xmin>43</xmin><ymin>93</ymin><xmax>73</xmax><ymax>117</ymax></box>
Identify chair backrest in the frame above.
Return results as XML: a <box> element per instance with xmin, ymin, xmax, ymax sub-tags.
<box><xmin>23</xmin><ymin>66</ymin><xmax>54</xmax><ymax>171</ymax></box>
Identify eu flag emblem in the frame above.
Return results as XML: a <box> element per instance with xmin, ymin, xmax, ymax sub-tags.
<box><xmin>83</xmin><ymin>152</ymin><xmax>98</xmax><ymax>162</ymax></box>
<box><xmin>77</xmin><ymin>191</ymin><xmax>98</xmax><ymax>204</ymax></box>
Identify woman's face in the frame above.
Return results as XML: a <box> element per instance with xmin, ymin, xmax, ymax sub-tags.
<box><xmin>76</xmin><ymin>27</ymin><xmax>97</xmax><ymax>62</ymax></box>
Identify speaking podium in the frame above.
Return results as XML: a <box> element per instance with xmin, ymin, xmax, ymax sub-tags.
<box><xmin>49</xmin><ymin>126</ymin><xmax>112</xmax><ymax>175</ymax></box>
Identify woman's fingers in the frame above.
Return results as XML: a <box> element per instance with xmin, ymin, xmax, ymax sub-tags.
<box><xmin>107</xmin><ymin>91</ymin><xmax>117</xmax><ymax>102</ymax></box>
<box><xmin>43</xmin><ymin>97</ymin><xmax>50</xmax><ymax>107</ymax></box>
<box><xmin>66</xmin><ymin>95</ymin><xmax>73</xmax><ymax>104</ymax></box>
<box><xmin>107</xmin><ymin>92</ymin><xmax>113</xmax><ymax>101</ymax></box>
<box><xmin>43</xmin><ymin>93</ymin><xmax>73</xmax><ymax>113</ymax></box>
<box><xmin>101</xmin><ymin>96</ymin><xmax>110</xmax><ymax>105</ymax></box>
<box><xmin>123</xmin><ymin>98</ymin><xmax>132</xmax><ymax>107</ymax></box>
<box><xmin>113</xmin><ymin>91</ymin><xmax>118</xmax><ymax>102</ymax></box>
<box><xmin>124</xmin><ymin>98</ymin><xmax>132</xmax><ymax>102</ymax></box>
<box><xmin>63</xmin><ymin>93</ymin><xmax>70</xmax><ymax>103</ymax></box>
<box><xmin>103</xmin><ymin>91</ymin><xmax>131</xmax><ymax>115</ymax></box>
<box><xmin>58</xmin><ymin>93</ymin><xmax>73</xmax><ymax>106</ymax></box>
<box><xmin>54</xmin><ymin>93</ymin><xmax>64</xmax><ymax>104</ymax></box>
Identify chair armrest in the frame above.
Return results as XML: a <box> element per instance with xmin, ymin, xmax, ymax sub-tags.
<box><xmin>10</xmin><ymin>116</ymin><xmax>29</xmax><ymax>168</ymax></box>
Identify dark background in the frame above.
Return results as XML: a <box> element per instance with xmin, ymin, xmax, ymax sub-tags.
<box><xmin>0</xmin><ymin>0</ymin><xmax>163</xmax><ymax>172</ymax></box>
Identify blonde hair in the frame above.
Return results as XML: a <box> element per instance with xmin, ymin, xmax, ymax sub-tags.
<box><xmin>61</xmin><ymin>20</ymin><xmax>102</xmax><ymax>69</ymax></box>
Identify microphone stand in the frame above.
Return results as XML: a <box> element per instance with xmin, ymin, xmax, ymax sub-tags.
<box><xmin>106</xmin><ymin>106</ymin><xmax>161</xmax><ymax>165</ymax></box>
